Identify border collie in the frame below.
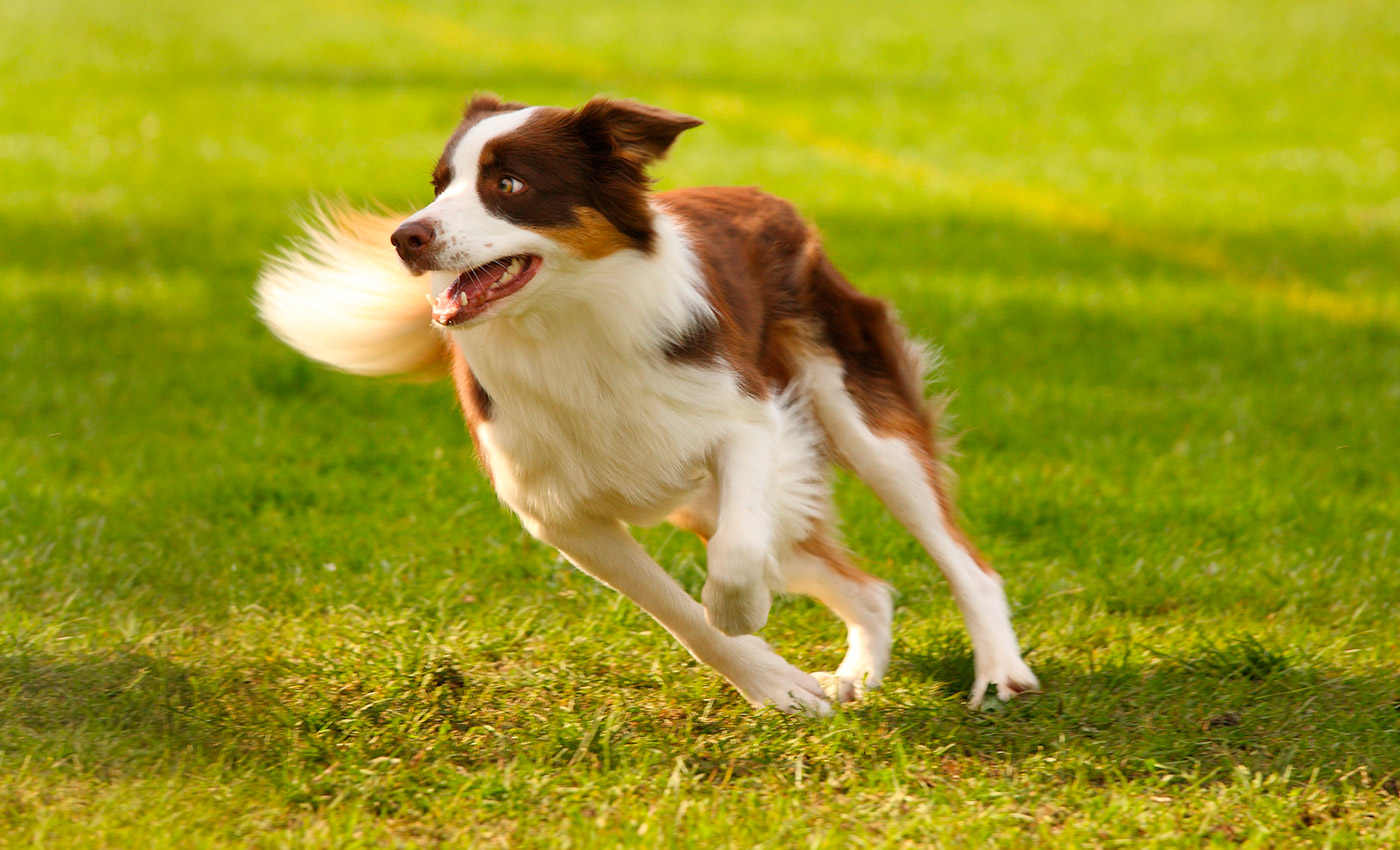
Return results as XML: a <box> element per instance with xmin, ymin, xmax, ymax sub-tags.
<box><xmin>256</xmin><ymin>94</ymin><xmax>1038</xmax><ymax>714</ymax></box>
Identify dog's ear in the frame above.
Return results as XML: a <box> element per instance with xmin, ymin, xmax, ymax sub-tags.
<box><xmin>575</xmin><ymin>97</ymin><xmax>703</xmax><ymax>165</ymax></box>
<box><xmin>463</xmin><ymin>92</ymin><xmax>528</xmax><ymax>123</ymax></box>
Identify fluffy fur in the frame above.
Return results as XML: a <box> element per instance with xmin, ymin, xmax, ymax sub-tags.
<box><xmin>255</xmin><ymin>94</ymin><xmax>1039</xmax><ymax>714</ymax></box>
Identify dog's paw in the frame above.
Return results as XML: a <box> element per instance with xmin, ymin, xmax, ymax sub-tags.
<box><xmin>702</xmin><ymin>576</ymin><xmax>771</xmax><ymax>636</ymax></box>
<box><xmin>968</xmin><ymin>657</ymin><xmax>1040</xmax><ymax>710</ymax></box>
<box><xmin>813</xmin><ymin>671</ymin><xmax>871</xmax><ymax>705</ymax></box>
<box><xmin>813</xmin><ymin>651</ymin><xmax>889</xmax><ymax>705</ymax></box>
<box><xmin>755</xmin><ymin>669</ymin><xmax>833</xmax><ymax>717</ymax></box>
<box><xmin>727</xmin><ymin>636</ymin><xmax>832</xmax><ymax>716</ymax></box>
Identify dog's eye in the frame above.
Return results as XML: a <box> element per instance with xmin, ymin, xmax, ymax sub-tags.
<box><xmin>497</xmin><ymin>176</ymin><xmax>525</xmax><ymax>194</ymax></box>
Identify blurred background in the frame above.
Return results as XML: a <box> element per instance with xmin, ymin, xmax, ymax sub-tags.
<box><xmin>1</xmin><ymin>0</ymin><xmax>1398</xmax><ymax>844</ymax></box>
<box><xmin>4</xmin><ymin>0</ymin><xmax>1395</xmax><ymax>610</ymax></box>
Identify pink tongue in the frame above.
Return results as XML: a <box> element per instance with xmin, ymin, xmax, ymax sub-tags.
<box><xmin>432</xmin><ymin>260</ymin><xmax>511</xmax><ymax>324</ymax></box>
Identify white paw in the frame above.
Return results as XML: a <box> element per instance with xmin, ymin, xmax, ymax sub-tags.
<box><xmin>812</xmin><ymin>671</ymin><xmax>864</xmax><ymax>704</ymax></box>
<box><xmin>702</xmin><ymin>576</ymin><xmax>771</xmax><ymax>636</ymax></box>
<box><xmin>727</xmin><ymin>636</ymin><xmax>832</xmax><ymax>716</ymax></box>
<box><xmin>968</xmin><ymin>656</ymin><xmax>1040</xmax><ymax>710</ymax></box>
<box><xmin>813</xmin><ymin>657</ymin><xmax>886</xmax><ymax>705</ymax></box>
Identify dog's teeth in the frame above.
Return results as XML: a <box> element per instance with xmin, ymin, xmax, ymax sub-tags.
<box><xmin>458</xmin><ymin>291</ymin><xmax>468</xmax><ymax>306</ymax></box>
<box><xmin>490</xmin><ymin>258</ymin><xmax>523</xmax><ymax>291</ymax></box>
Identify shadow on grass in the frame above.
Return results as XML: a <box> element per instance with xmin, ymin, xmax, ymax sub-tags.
<box><xmin>0</xmin><ymin>641</ymin><xmax>503</xmax><ymax>810</ymax></box>
<box><xmin>887</xmin><ymin>630</ymin><xmax>1400</xmax><ymax>784</ymax></box>
<box><xmin>3</xmin><ymin>632</ymin><xmax>1397</xmax><ymax>798</ymax></box>
<box><xmin>0</xmin><ymin>647</ymin><xmax>207</xmax><ymax>759</ymax></box>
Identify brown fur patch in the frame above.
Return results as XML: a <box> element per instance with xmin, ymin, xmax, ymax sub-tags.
<box><xmin>796</xmin><ymin>527</ymin><xmax>879</xmax><ymax>585</ymax></box>
<box><xmin>576</xmin><ymin>98</ymin><xmax>702</xmax><ymax>164</ymax></box>
<box><xmin>660</xmin><ymin>314</ymin><xmax>723</xmax><ymax>368</ymax></box>
<box><xmin>654</xmin><ymin>186</ymin><xmax>820</xmax><ymax>398</ymax></box>
<box><xmin>535</xmin><ymin>207</ymin><xmax>634</xmax><ymax>260</ymax></box>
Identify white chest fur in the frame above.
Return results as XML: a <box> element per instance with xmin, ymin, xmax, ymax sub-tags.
<box><xmin>472</xmin><ymin>342</ymin><xmax>737</xmax><ymax>527</ymax></box>
<box><xmin>453</xmin><ymin>216</ymin><xmax>755</xmax><ymax>528</ymax></box>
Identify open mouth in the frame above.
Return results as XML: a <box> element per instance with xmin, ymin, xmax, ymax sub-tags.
<box><xmin>431</xmin><ymin>254</ymin><xmax>542</xmax><ymax>326</ymax></box>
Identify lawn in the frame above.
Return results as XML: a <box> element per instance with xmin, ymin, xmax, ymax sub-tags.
<box><xmin>2</xmin><ymin>0</ymin><xmax>1399</xmax><ymax>846</ymax></box>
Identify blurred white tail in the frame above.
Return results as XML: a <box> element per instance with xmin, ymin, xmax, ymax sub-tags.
<box><xmin>255</xmin><ymin>204</ymin><xmax>448</xmax><ymax>377</ymax></box>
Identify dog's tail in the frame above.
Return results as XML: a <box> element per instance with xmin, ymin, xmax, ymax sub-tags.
<box><xmin>255</xmin><ymin>203</ymin><xmax>449</xmax><ymax>378</ymax></box>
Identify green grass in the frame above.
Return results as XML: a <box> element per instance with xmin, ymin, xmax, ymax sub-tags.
<box><xmin>2</xmin><ymin>0</ymin><xmax>1399</xmax><ymax>845</ymax></box>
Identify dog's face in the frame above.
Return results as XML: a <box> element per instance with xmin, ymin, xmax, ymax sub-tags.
<box><xmin>390</xmin><ymin>94</ymin><xmax>702</xmax><ymax>328</ymax></box>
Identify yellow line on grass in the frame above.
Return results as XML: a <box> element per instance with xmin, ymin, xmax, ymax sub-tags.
<box><xmin>316</xmin><ymin>0</ymin><xmax>1398</xmax><ymax>328</ymax></box>
<box><xmin>771</xmin><ymin>115</ymin><xmax>1398</xmax><ymax>327</ymax></box>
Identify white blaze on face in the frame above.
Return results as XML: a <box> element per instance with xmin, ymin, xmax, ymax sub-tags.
<box><xmin>401</xmin><ymin>107</ymin><xmax>541</xmax><ymax>298</ymax></box>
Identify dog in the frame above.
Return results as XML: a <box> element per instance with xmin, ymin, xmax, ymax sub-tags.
<box><xmin>256</xmin><ymin>94</ymin><xmax>1039</xmax><ymax>714</ymax></box>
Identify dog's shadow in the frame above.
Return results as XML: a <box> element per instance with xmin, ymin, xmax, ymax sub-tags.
<box><xmin>2</xmin><ymin>625</ymin><xmax>1396</xmax><ymax>810</ymax></box>
<box><xmin>873</xmin><ymin>631</ymin><xmax>1400</xmax><ymax>784</ymax></box>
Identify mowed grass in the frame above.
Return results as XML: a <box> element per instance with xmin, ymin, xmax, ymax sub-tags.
<box><xmin>2</xmin><ymin>0</ymin><xmax>1399</xmax><ymax>845</ymax></box>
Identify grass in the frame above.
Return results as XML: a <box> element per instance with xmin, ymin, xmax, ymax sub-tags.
<box><xmin>2</xmin><ymin>0</ymin><xmax>1398</xmax><ymax>845</ymax></box>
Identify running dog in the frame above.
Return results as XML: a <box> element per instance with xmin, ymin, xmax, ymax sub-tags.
<box><xmin>256</xmin><ymin>94</ymin><xmax>1039</xmax><ymax>714</ymax></box>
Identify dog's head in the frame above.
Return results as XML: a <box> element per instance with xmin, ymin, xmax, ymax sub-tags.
<box><xmin>390</xmin><ymin>94</ymin><xmax>702</xmax><ymax>328</ymax></box>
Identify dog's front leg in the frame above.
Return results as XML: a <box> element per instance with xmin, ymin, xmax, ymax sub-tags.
<box><xmin>701</xmin><ymin>420</ymin><xmax>782</xmax><ymax>636</ymax></box>
<box><xmin>531</xmin><ymin>519</ymin><xmax>830</xmax><ymax>714</ymax></box>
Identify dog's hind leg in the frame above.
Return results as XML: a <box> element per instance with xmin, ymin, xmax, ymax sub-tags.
<box><xmin>529</xmin><ymin>518</ymin><xmax>832</xmax><ymax>715</ymax></box>
<box><xmin>798</xmin><ymin>348</ymin><xmax>1038</xmax><ymax>706</ymax></box>
<box><xmin>795</xmin><ymin>255</ymin><xmax>1038</xmax><ymax>707</ymax></box>
<box><xmin>781</xmin><ymin>529</ymin><xmax>893</xmax><ymax>704</ymax></box>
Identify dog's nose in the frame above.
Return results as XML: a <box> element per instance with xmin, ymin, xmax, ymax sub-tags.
<box><xmin>391</xmin><ymin>220</ymin><xmax>436</xmax><ymax>264</ymax></box>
